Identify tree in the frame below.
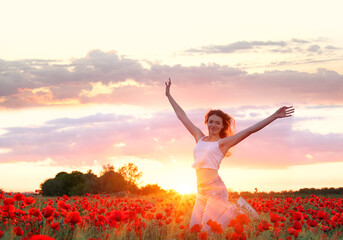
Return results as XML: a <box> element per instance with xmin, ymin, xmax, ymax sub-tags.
<box><xmin>60</xmin><ymin>171</ymin><xmax>85</xmax><ymax>196</ymax></box>
<box><xmin>40</xmin><ymin>171</ymin><xmax>86</xmax><ymax>196</ymax></box>
<box><xmin>99</xmin><ymin>171</ymin><xmax>127</xmax><ymax>193</ymax></box>
<box><xmin>100</xmin><ymin>164</ymin><xmax>115</xmax><ymax>176</ymax></box>
<box><xmin>41</xmin><ymin>179</ymin><xmax>57</xmax><ymax>196</ymax></box>
<box><xmin>117</xmin><ymin>163</ymin><xmax>142</xmax><ymax>186</ymax></box>
<box><xmin>83</xmin><ymin>170</ymin><xmax>99</xmax><ymax>194</ymax></box>
<box><xmin>140</xmin><ymin>184</ymin><xmax>166</xmax><ymax>195</ymax></box>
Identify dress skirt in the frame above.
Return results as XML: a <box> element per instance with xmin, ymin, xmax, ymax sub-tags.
<box><xmin>189</xmin><ymin>176</ymin><xmax>238</xmax><ymax>232</ymax></box>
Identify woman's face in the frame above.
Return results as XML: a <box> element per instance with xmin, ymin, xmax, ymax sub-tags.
<box><xmin>207</xmin><ymin>114</ymin><xmax>223</xmax><ymax>136</ymax></box>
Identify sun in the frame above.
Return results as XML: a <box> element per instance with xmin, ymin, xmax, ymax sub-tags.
<box><xmin>175</xmin><ymin>184</ymin><xmax>195</xmax><ymax>195</ymax></box>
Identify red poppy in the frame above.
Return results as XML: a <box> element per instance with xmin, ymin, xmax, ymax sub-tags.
<box><xmin>97</xmin><ymin>214</ymin><xmax>107</xmax><ymax>223</ymax></box>
<box><xmin>65</xmin><ymin>211</ymin><xmax>82</xmax><ymax>225</ymax></box>
<box><xmin>228</xmin><ymin>218</ymin><xmax>238</xmax><ymax>227</ymax></box>
<box><xmin>287</xmin><ymin>227</ymin><xmax>298</xmax><ymax>238</ymax></box>
<box><xmin>259</xmin><ymin>220</ymin><xmax>271</xmax><ymax>231</ymax></box>
<box><xmin>13</xmin><ymin>193</ymin><xmax>26</xmax><ymax>201</ymax></box>
<box><xmin>42</xmin><ymin>206</ymin><xmax>55</xmax><ymax>218</ymax></box>
<box><xmin>110</xmin><ymin>210</ymin><xmax>126</xmax><ymax>222</ymax></box>
<box><xmin>293</xmin><ymin>220</ymin><xmax>302</xmax><ymax>232</ymax></box>
<box><xmin>28</xmin><ymin>207</ymin><xmax>43</xmax><ymax>219</ymax></box>
<box><xmin>198</xmin><ymin>231</ymin><xmax>208</xmax><ymax>240</ymax></box>
<box><xmin>13</xmin><ymin>226</ymin><xmax>24</xmax><ymax>236</ymax></box>
<box><xmin>308</xmin><ymin>219</ymin><xmax>318</xmax><ymax>227</ymax></box>
<box><xmin>50</xmin><ymin>222</ymin><xmax>60</xmax><ymax>230</ymax></box>
<box><xmin>226</xmin><ymin>232</ymin><xmax>240</xmax><ymax>240</ymax></box>
<box><xmin>270</xmin><ymin>212</ymin><xmax>280</xmax><ymax>223</ymax></box>
<box><xmin>317</xmin><ymin>211</ymin><xmax>329</xmax><ymax>220</ymax></box>
<box><xmin>190</xmin><ymin>224</ymin><xmax>202</xmax><ymax>233</ymax></box>
<box><xmin>1</xmin><ymin>204</ymin><xmax>15</xmax><ymax>213</ymax></box>
<box><xmin>24</xmin><ymin>197</ymin><xmax>35</xmax><ymax>205</ymax></box>
<box><xmin>206</xmin><ymin>219</ymin><xmax>223</xmax><ymax>234</ymax></box>
<box><xmin>292</xmin><ymin>211</ymin><xmax>304</xmax><ymax>221</ymax></box>
<box><xmin>30</xmin><ymin>235</ymin><xmax>55</xmax><ymax>240</ymax></box>
<box><xmin>236</xmin><ymin>214</ymin><xmax>250</xmax><ymax>225</ymax></box>
<box><xmin>3</xmin><ymin>198</ymin><xmax>15</xmax><ymax>205</ymax></box>
<box><xmin>233</xmin><ymin>223</ymin><xmax>244</xmax><ymax>235</ymax></box>
<box><xmin>155</xmin><ymin>213</ymin><xmax>163</xmax><ymax>220</ymax></box>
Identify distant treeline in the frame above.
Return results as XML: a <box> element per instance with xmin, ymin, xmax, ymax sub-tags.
<box><xmin>40</xmin><ymin>163</ymin><xmax>166</xmax><ymax>196</ymax></box>
<box><xmin>235</xmin><ymin>187</ymin><xmax>343</xmax><ymax>199</ymax></box>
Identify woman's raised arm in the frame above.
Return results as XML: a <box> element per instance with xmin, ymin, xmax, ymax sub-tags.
<box><xmin>219</xmin><ymin>106</ymin><xmax>294</xmax><ymax>152</ymax></box>
<box><xmin>165</xmin><ymin>78</ymin><xmax>204</xmax><ymax>141</ymax></box>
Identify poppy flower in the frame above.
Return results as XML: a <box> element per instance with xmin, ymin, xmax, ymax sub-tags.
<box><xmin>233</xmin><ymin>223</ymin><xmax>244</xmax><ymax>235</ymax></box>
<box><xmin>287</xmin><ymin>227</ymin><xmax>299</xmax><ymax>238</ymax></box>
<box><xmin>110</xmin><ymin>210</ymin><xmax>126</xmax><ymax>222</ymax></box>
<box><xmin>30</xmin><ymin>235</ymin><xmax>55</xmax><ymax>240</ymax></box>
<box><xmin>226</xmin><ymin>232</ymin><xmax>240</xmax><ymax>240</ymax></box>
<box><xmin>3</xmin><ymin>198</ymin><xmax>15</xmax><ymax>205</ymax></box>
<box><xmin>190</xmin><ymin>224</ymin><xmax>202</xmax><ymax>233</ymax></box>
<box><xmin>293</xmin><ymin>220</ymin><xmax>302</xmax><ymax>231</ymax></box>
<box><xmin>42</xmin><ymin>206</ymin><xmax>55</xmax><ymax>218</ymax></box>
<box><xmin>50</xmin><ymin>222</ymin><xmax>60</xmax><ymax>230</ymax></box>
<box><xmin>228</xmin><ymin>218</ymin><xmax>238</xmax><ymax>227</ymax></box>
<box><xmin>206</xmin><ymin>219</ymin><xmax>223</xmax><ymax>234</ymax></box>
<box><xmin>13</xmin><ymin>193</ymin><xmax>26</xmax><ymax>201</ymax></box>
<box><xmin>317</xmin><ymin>211</ymin><xmax>329</xmax><ymax>220</ymax></box>
<box><xmin>28</xmin><ymin>207</ymin><xmax>43</xmax><ymax>219</ymax></box>
<box><xmin>236</xmin><ymin>214</ymin><xmax>250</xmax><ymax>225</ymax></box>
<box><xmin>2</xmin><ymin>204</ymin><xmax>15</xmax><ymax>213</ymax></box>
<box><xmin>13</xmin><ymin>226</ymin><xmax>24</xmax><ymax>236</ymax></box>
<box><xmin>155</xmin><ymin>213</ymin><xmax>163</xmax><ymax>220</ymax></box>
<box><xmin>270</xmin><ymin>212</ymin><xmax>280</xmax><ymax>223</ymax></box>
<box><xmin>198</xmin><ymin>231</ymin><xmax>208</xmax><ymax>240</ymax></box>
<box><xmin>308</xmin><ymin>219</ymin><xmax>318</xmax><ymax>227</ymax></box>
<box><xmin>292</xmin><ymin>211</ymin><xmax>304</xmax><ymax>221</ymax></box>
<box><xmin>65</xmin><ymin>211</ymin><xmax>82</xmax><ymax>225</ymax></box>
<box><xmin>259</xmin><ymin>220</ymin><xmax>271</xmax><ymax>231</ymax></box>
<box><xmin>24</xmin><ymin>197</ymin><xmax>35</xmax><ymax>205</ymax></box>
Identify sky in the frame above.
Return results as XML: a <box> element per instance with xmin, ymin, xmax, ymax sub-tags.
<box><xmin>1</xmin><ymin>0</ymin><xmax>343</xmax><ymax>194</ymax></box>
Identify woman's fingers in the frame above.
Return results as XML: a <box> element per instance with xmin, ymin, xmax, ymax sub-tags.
<box><xmin>283</xmin><ymin>106</ymin><xmax>294</xmax><ymax>117</ymax></box>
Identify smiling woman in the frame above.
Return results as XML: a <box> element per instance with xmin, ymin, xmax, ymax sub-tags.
<box><xmin>165</xmin><ymin>78</ymin><xmax>294</xmax><ymax>232</ymax></box>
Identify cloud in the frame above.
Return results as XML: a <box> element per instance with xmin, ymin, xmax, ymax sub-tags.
<box><xmin>292</xmin><ymin>38</ymin><xmax>310</xmax><ymax>44</ymax></box>
<box><xmin>1</xmin><ymin>49</ymin><xmax>343</xmax><ymax>110</ymax></box>
<box><xmin>186</xmin><ymin>41</ymin><xmax>287</xmax><ymax>54</ymax></box>
<box><xmin>0</xmin><ymin>50</ymin><xmax>146</xmax><ymax>108</ymax></box>
<box><xmin>307</xmin><ymin>44</ymin><xmax>321</xmax><ymax>53</ymax></box>
<box><xmin>183</xmin><ymin>39</ymin><xmax>343</xmax><ymax>70</ymax></box>
<box><xmin>325</xmin><ymin>45</ymin><xmax>341</xmax><ymax>50</ymax></box>
<box><xmin>0</xmin><ymin>106</ymin><xmax>342</xmax><ymax>170</ymax></box>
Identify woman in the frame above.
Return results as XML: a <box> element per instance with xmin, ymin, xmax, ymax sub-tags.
<box><xmin>165</xmin><ymin>78</ymin><xmax>294</xmax><ymax>232</ymax></box>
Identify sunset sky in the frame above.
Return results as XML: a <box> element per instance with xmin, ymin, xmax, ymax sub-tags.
<box><xmin>1</xmin><ymin>0</ymin><xmax>343</xmax><ymax>194</ymax></box>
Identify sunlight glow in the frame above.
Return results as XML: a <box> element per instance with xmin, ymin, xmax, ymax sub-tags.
<box><xmin>220</xmin><ymin>161</ymin><xmax>343</xmax><ymax>193</ymax></box>
<box><xmin>0</xmin><ymin>148</ymin><xmax>12</xmax><ymax>154</ymax></box>
<box><xmin>80</xmin><ymin>79</ymin><xmax>144</xmax><ymax>98</ymax></box>
<box><xmin>175</xmin><ymin>184</ymin><xmax>194</xmax><ymax>195</ymax></box>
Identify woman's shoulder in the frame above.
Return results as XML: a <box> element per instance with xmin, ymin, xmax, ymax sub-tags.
<box><xmin>195</xmin><ymin>135</ymin><xmax>206</xmax><ymax>143</ymax></box>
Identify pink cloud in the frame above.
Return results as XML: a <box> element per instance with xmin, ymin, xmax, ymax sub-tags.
<box><xmin>0</xmin><ymin>108</ymin><xmax>342</xmax><ymax>170</ymax></box>
<box><xmin>0</xmin><ymin>50</ymin><xmax>343</xmax><ymax>109</ymax></box>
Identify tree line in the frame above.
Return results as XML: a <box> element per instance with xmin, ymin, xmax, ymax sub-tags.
<box><xmin>235</xmin><ymin>187</ymin><xmax>343</xmax><ymax>199</ymax></box>
<box><xmin>40</xmin><ymin>163</ymin><xmax>166</xmax><ymax>196</ymax></box>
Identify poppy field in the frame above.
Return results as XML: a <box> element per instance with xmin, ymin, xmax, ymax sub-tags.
<box><xmin>1</xmin><ymin>190</ymin><xmax>343</xmax><ymax>240</ymax></box>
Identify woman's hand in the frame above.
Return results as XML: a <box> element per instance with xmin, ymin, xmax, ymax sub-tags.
<box><xmin>165</xmin><ymin>78</ymin><xmax>171</xmax><ymax>97</ymax></box>
<box><xmin>273</xmin><ymin>106</ymin><xmax>295</xmax><ymax>119</ymax></box>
